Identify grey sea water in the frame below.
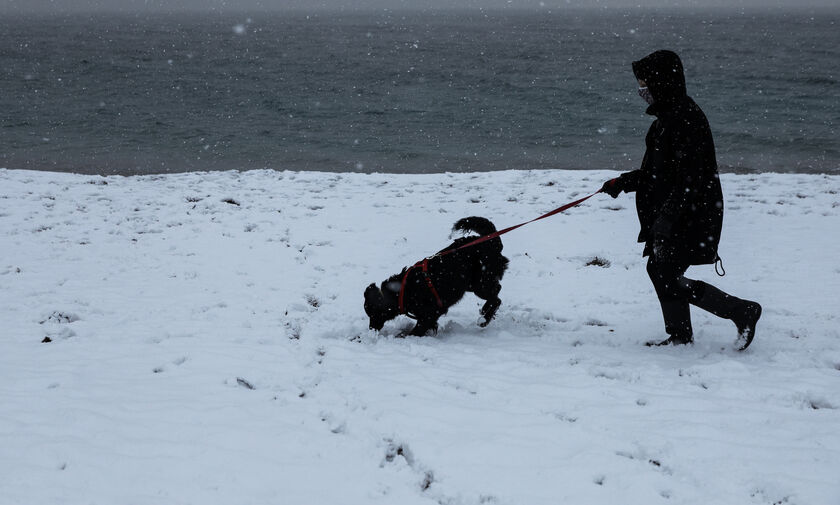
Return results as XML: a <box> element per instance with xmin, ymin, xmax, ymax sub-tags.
<box><xmin>1</xmin><ymin>9</ymin><xmax>838</xmax><ymax>175</ymax></box>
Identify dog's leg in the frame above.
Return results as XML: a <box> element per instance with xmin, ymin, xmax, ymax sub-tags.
<box><xmin>409</xmin><ymin>319</ymin><xmax>439</xmax><ymax>337</ymax></box>
<box><xmin>479</xmin><ymin>298</ymin><xmax>501</xmax><ymax>327</ymax></box>
<box><xmin>475</xmin><ymin>280</ymin><xmax>502</xmax><ymax>327</ymax></box>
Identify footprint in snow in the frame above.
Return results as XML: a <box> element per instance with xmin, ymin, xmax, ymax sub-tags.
<box><xmin>550</xmin><ymin>412</ymin><xmax>578</xmax><ymax>423</ymax></box>
<box><xmin>584</xmin><ymin>318</ymin><xmax>609</xmax><ymax>327</ymax></box>
<box><xmin>802</xmin><ymin>395</ymin><xmax>836</xmax><ymax>410</ymax></box>
<box><xmin>39</xmin><ymin>311</ymin><xmax>80</xmax><ymax>324</ymax></box>
<box><xmin>314</xmin><ymin>347</ymin><xmax>326</xmax><ymax>365</ymax></box>
<box><xmin>320</xmin><ymin>412</ymin><xmax>346</xmax><ymax>434</ymax></box>
<box><xmin>381</xmin><ymin>439</ymin><xmax>435</xmax><ymax>492</ymax></box>
<box><xmin>750</xmin><ymin>488</ymin><xmax>792</xmax><ymax>505</ymax></box>
<box><xmin>152</xmin><ymin>357</ymin><xmax>188</xmax><ymax>374</ymax></box>
<box><xmin>615</xmin><ymin>450</ymin><xmax>673</xmax><ymax>475</ymax></box>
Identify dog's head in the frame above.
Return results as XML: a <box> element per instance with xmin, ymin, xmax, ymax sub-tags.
<box><xmin>364</xmin><ymin>282</ymin><xmax>398</xmax><ymax>331</ymax></box>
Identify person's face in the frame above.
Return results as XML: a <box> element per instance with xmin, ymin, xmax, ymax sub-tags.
<box><xmin>637</xmin><ymin>79</ymin><xmax>654</xmax><ymax>105</ymax></box>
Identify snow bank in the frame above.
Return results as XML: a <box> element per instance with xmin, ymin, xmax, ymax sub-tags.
<box><xmin>1</xmin><ymin>168</ymin><xmax>838</xmax><ymax>504</ymax></box>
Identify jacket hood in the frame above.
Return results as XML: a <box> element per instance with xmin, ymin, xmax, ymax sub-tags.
<box><xmin>632</xmin><ymin>50</ymin><xmax>687</xmax><ymax>105</ymax></box>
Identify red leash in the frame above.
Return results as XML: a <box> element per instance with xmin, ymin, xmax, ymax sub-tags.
<box><xmin>398</xmin><ymin>189</ymin><xmax>603</xmax><ymax>315</ymax></box>
<box><xmin>446</xmin><ymin>189</ymin><xmax>603</xmax><ymax>254</ymax></box>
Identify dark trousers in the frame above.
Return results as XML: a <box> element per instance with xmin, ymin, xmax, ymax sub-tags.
<box><xmin>645</xmin><ymin>248</ymin><xmax>706</xmax><ymax>339</ymax></box>
<box><xmin>646</xmin><ymin>245</ymin><xmax>748</xmax><ymax>339</ymax></box>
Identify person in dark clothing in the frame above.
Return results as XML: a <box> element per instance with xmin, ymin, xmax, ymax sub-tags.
<box><xmin>601</xmin><ymin>50</ymin><xmax>762</xmax><ymax>349</ymax></box>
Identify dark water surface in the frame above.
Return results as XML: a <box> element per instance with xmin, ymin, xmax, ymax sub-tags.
<box><xmin>1</xmin><ymin>9</ymin><xmax>838</xmax><ymax>175</ymax></box>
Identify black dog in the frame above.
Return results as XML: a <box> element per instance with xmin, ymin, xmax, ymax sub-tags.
<box><xmin>364</xmin><ymin>217</ymin><xmax>509</xmax><ymax>336</ymax></box>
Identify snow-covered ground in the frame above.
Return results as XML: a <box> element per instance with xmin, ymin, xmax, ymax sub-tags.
<box><xmin>1</xmin><ymin>167</ymin><xmax>838</xmax><ymax>505</ymax></box>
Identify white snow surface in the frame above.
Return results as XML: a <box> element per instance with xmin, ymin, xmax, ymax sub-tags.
<box><xmin>1</xmin><ymin>168</ymin><xmax>839</xmax><ymax>505</ymax></box>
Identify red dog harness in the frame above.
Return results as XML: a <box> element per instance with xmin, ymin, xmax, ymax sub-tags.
<box><xmin>398</xmin><ymin>258</ymin><xmax>444</xmax><ymax>316</ymax></box>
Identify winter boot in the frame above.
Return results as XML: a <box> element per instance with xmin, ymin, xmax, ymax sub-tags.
<box><xmin>733</xmin><ymin>301</ymin><xmax>762</xmax><ymax>351</ymax></box>
<box><xmin>646</xmin><ymin>299</ymin><xmax>693</xmax><ymax>347</ymax></box>
<box><xmin>691</xmin><ymin>282</ymin><xmax>762</xmax><ymax>351</ymax></box>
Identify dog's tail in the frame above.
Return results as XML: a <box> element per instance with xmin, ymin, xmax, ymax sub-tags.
<box><xmin>451</xmin><ymin>217</ymin><xmax>507</xmax><ymax>272</ymax></box>
<box><xmin>452</xmin><ymin>216</ymin><xmax>498</xmax><ymax>238</ymax></box>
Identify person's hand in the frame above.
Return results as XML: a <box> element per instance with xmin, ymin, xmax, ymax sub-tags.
<box><xmin>600</xmin><ymin>178</ymin><xmax>623</xmax><ymax>198</ymax></box>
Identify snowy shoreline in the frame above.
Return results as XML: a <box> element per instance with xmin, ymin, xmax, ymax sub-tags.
<box><xmin>2</xmin><ymin>167</ymin><xmax>839</xmax><ymax>504</ymax></box>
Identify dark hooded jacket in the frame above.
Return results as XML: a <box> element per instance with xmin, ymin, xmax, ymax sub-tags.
<box><xmin>617</xmin><ymin>50</ymin><xmax>723</xmax><ymax>265</ymax></box>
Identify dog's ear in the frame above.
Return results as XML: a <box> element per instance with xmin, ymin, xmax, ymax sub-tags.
<box><xmin>364</xmin><ymin>283</ymin><xmax>379</xmax><ymax>301</ymax></box>
<box><xmin>364</xmin><ymin>283</ymin><xmax>383</xmax><ymax>315</ymax></box>
<box><xmin>364</xmin><ymin>283</ymin><xmax>386</xmax><ymax>328</ymax></box>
